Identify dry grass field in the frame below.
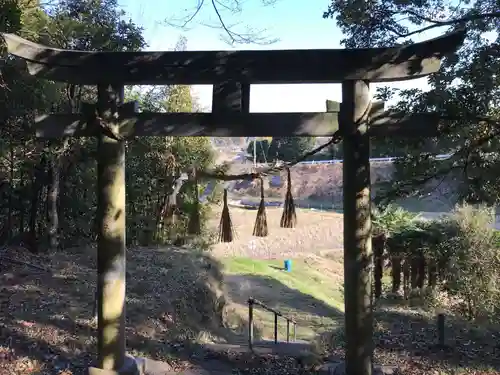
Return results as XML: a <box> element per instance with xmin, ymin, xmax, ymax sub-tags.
<box><xmin>211</xmin><ymin>207</ymin><xmax>500</xmax><ymax>374</ymax></box>
<box><xmin>210</xmin><ymin>207</ymin><xmax>344</xmax><ymax>259</ymax></box>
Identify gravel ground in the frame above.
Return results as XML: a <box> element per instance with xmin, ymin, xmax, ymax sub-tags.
<box><xmin>210</xmin><ymin>207</ymin><xmax>344</xmax><ymax>259</ymax></box>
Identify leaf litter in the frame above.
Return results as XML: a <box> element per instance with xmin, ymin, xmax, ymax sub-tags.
<box><xmin>2</xmin><ymin>242</ymin><xmax>500</xmax><ymax>375</ymax></box>
<box><xmin>0</xmin><ymin>244</ymin><xmax>229</xmax><ymax>374</ymax></box>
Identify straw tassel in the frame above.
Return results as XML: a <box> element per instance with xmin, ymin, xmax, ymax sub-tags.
<box><xmin>218</xmin><ymin>189</ymin><xmax>234</xmax><ymax>243</ymax></box>
<box><xmin>253</xmin><ymin>177</ymin><xmax>268</xmax><ymax>237</ymax></box>
<box><xmin>187</xmin><ymin>169</ymin><xmax>201</xmax><ymax>235</ymax></box>
<box><xmin>280</xmin><ymin>168</ymin><xmax>297</xmax><ymax>228</ymax></box>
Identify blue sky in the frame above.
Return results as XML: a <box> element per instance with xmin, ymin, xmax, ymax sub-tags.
<box><xmin>118</xmin><ymin>0</ymin><xmax>462</xmax><ymax>112</ymax></box>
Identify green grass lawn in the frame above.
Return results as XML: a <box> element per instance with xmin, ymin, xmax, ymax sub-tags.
<box><xmin>221</xmin><ymin>257</ymin><xmax>344</xmax><ymax>341</ymax></box>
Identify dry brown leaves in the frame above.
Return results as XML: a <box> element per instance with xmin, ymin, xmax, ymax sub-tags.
<box><xmin>2</xmin><ymin>241</ymin><xmax>500</xmax><ymax>375</ymax></box>
<box><xmin>319</xmin><ymin>304</ymin><xmax>500</xmax><ymax>375</ymax></box>
<box><xmin>199</xmin><ymin>348</ymin><xmax>313</xmax><ymax>375</ymax></box>
<box><xmin>0</xmin><ymin>245</ymin><xmax>229</xmax><ymax>375</ymax></box>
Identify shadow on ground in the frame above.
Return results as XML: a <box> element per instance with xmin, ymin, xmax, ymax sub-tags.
<box><xmin>0</xmin><ymin>245</ymin><xmax>249</xmax><ymax>374</ymax></box>
<box><xmin>224</xmin><ymin>274</ymin><xmax>343</xmax><ymax>320</ymax></box>
<box><xmin>6</xmin><ymin>245</ymin><xmax>499</xmax><ymax>374</ymax></box>
<box><xmin>319</xmin><ymin>306</ymin><xmax>500</xmax><ymax>373</ymax></box>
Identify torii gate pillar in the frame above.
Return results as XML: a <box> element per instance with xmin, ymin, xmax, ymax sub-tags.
<box><xmin>95</xmin><ymin>84</ymin><xmax>127</xmax><ymax>371</ymax></box>
<box><xmin>341</xmin><ymin>80</ymin><xmax>373</xmax><ymax>375</ymax></box>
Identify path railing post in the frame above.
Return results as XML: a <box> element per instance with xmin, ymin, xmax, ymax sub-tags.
<box><xmin>437</xmin><ymin>312</ymin><xmax>445</xmax><ymax>347</ymax></box>
<box><xmin>274</xmin><ymin>313</ymin><xmax>278</xmax><ymax>343</ymax></box>
<box><xmin>248</xmin><ymin>298</ymin><xmax>254</xmax><ymax>350</ymax></box>
<box><xmin>341</xmin><ymin>80</ymin><xmax>373</xmax><ymax>375</ymax></box>
<box><xmin>286</xmin><ymin>319</ymin><xmax>290</xmax><ymax>342</ymax></box>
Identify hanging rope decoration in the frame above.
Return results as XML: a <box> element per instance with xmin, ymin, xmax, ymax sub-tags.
<box><xmin>199</xmin><ymin>132</ymin><xmax>343</xmax><ymax>182</ymax></box>
<box><xmin>280</xmin><ymin>167</ymin><xmax>297</xmax><ymax>228</ymax></box>
<box><xmin>218</xmin><ymin>189</ymin><xmax>234</xmax><ymax>243</ymax></box>
<box><xmin>253</xmin><ymin>177</ymin><xmax>268</xmax><ymax>237</ymax></box>
<box><xmin>206</xmin><ymin>132</ymin><xmax>344</xmax><ymax>243</ymax></box>
<box><xmin>89</xmin><ymin>108</ymin><xmax>345</xmax><ymax>244</ymax></box>
<box><xmin>154</xmin><ymin>133</ymin><xmax>344</xmax><ymax>243</ymax></box>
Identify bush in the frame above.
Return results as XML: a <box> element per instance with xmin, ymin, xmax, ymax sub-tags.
<box><xmin>372</xmin><ymin>204</ymin><xmax>420</xmax><ymax>236</ymax></box>
<box><xmin>154</xmin><ymin>189</ymin><xmax>214</xmax><ymax>247</ymax></box>
<box><xmin>440</xmin><ymin>204</ymin><xmax>500</xmax><ymax>321</ymax></box>
<box><xmin>381</xmin><ymin>203</ymin><xmax>500</xmax><ymax>322</ymax></box>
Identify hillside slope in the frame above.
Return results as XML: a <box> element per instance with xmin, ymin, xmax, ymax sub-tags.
<box><xmin>224</xmin><ymin>161</ymin><xmax>458</xmax><ymax>212</ymax></box>
<box><xmin>0</xmin><ymin>245</ymin><xmax>233</xmax><ymax>374</ymax></box>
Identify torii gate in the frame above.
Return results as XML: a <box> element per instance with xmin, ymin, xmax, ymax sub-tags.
<box><xmin>1</xmin><ymin>30</ymin><xmax>465</xmax><ymax>375</ymax></box>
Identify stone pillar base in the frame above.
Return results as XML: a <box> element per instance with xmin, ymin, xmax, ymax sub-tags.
<box><xmin>88</xmin><ymin>355</ymin><xmax>141</xmax><ymax>375</ymax></box>
<box><xmin>88</xmin><ymin>355</ymin><xmax>175</xmax><ymax>375</ymax></box>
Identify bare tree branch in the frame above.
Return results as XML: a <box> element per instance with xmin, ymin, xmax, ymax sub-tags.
<box><xmin>164</xmin><ymin>0</ymin><xmax>279</xmax><ymax>45</ymax></box>
<box><xmin>392</xmin><ymin>11</ymin><xmax>500</xmax><ymax>39</ymax></box>
<box><xmin>180</xmin><ymin>0</ymin><xmax>206</xmax><ymax>28</ymax></box>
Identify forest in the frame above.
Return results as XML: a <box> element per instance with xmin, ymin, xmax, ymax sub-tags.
<box><xmin>0</xmin><ymin>0</ymin><xmax>222</xmax><ymax>253</ymax></box>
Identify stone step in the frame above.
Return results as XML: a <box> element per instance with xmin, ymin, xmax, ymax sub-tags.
<box><xmin>125</xmin><ymin>340</ymin><xmax>317</xmax><ymax>375</ymax></box>
<box><xmin>317</xmin><ymin>361</ymin><xmax>397</xmax><ymax>375</ymax></box>
<box><xmin>135</xmin><ymin>357</ymin><xmax>234</xmax><ymax>375</ymax></box>
<box><xmin>202</xmin><ymin>339</ymin><xmax>314</xmax><ymax>357</ymax></box>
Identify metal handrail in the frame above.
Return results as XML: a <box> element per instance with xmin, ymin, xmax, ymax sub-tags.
<box><xmin>247</xmin><ymin>297</ymin><xmax>297</xmax><ymax>349</ymax></box>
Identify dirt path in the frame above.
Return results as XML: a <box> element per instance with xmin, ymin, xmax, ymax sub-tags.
<box><xmin>210</xmin><ymin>207</ymin><xmax>344</xmax><ymax>258</ymax></box>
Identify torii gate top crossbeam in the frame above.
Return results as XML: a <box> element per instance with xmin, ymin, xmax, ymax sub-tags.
<box><xmin>1</xmin><ymin>30</ymin><xmax>465</xmax><ymax>85</ymax></box>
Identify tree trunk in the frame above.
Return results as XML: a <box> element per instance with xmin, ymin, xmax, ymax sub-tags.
<box><xmin>416</xmin><ymin>251</ymin><xmax>426</xmax><ymax>289</ymax></box>
<box><xmin>154</xmin><ymin>175</ymin><xmax>186</xmax><ymax>240</ymax></box>
<box><xmin>391</xmin><ymin>255</ymin><xmax>401</xmax><ymax>293</ymax></box>
<box><xmin>19</xmin><ymin>169</ymin><xmax>25</xmax><ymax>234</ymax></box>
<box><xmin>7</xmin><ymin>139</ymin><xmax>14</xmax><ymax>241</ymax></box>
<box><xmin>428</xmin><ymin>258</ymin><xmax>437</xmax><ymax>287</ymax></box>
<box><xmin>373</xmin><ymin>233</ymin><xmax>385</xmax><ymax>299</ymax></box>
<box><xmin>403</xmin><ymin>257</ymin><xmax>410</xmax><ymax>299</ymax></box>
<box><xmin>47</xmin><ymin>154</ymin><xmax>60</xmax><ymax>251</ymax></box>
<box><xmin>410</xmin><ymin>254</ymin><xmax>419</xmax><ymax>289</ymax></box>
<box><xmin>28</xmin><ymin>174</ymin><xmax>40</xmax><ymax>253</ymax></box>
<box><xmin>438</xmin><ymin>256</ymin><xmax>447</xmax><ymax>282</ymax></box>
<box><xmin>28</xmin><ymin>157</ymin><xmax>49</xmax><ymax>253</ymax></box>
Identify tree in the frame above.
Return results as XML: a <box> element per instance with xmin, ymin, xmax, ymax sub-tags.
<box><xmin>324</xmin><ymin>1</ymin><xmax>500</xmax><ymax>206</ymax></box>
<box><xmin>124</xmin><ymin>36</ymin><xmax>215</xmax><ymax>244</ymax></box>
<box><xmin>43</xmin><ymin>0</ymin><xmax>146</xmax><ymax>249</ymax></box>
<box><xmin>0</xmin><ymin>0</ymin><xmax>64</xmax><ymax>250</ymax></box>
<box><xmin>47</xmin><ymin>0</ymin><xmax>145</xmax><ymax>51</ymax></box>
<box><xmin>267</xmin><ymin>137</ymin><xmax>315</xmax><ymax>162</ymax></box>
<box><xmin>246</xmin><ymin>139</ymin><xmax>271</xmax><ymax>163</ymax></box>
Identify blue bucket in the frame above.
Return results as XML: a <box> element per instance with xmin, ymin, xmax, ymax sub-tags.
<box><xmin>284</xmin><ymin>259</ymin><xmax>292</xmax><ymax>272</ymax></box>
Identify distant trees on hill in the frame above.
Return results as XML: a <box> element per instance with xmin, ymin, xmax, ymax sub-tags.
<box><xmin>247</xmin><ymin>137</ymin><xmax>315</xmax><ymax>163</ymax></box>
<box><xmin>246</xmin><ymin>137</ymin><xmax>444</xmax><ymax>162</ymax></box>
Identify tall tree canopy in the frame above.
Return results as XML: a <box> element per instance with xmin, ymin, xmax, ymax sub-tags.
<box><xmin>324</xmin><ymin>0</ymin><xmax>500</xmax><ymax>205</ymax></box>
<box><xmin>0</xmin><ymin>0</ymin><xmax>215</xmax><ymax>251</ymax></box>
